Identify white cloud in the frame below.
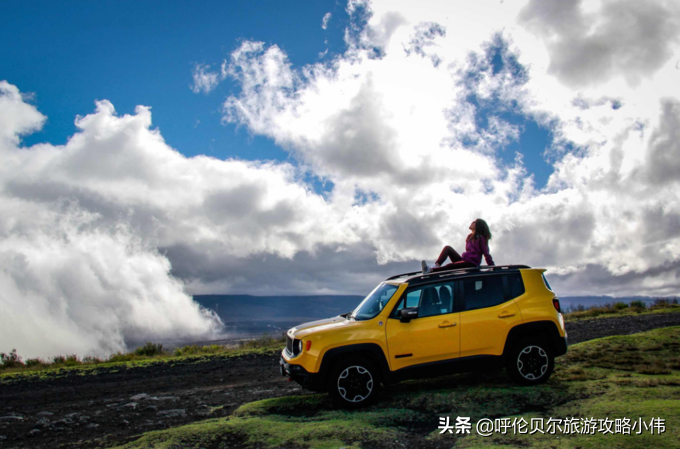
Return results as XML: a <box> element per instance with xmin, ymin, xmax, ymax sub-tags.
<box><xmin>190</xmin><ymin>63</ymin><xmax>225</xmax><ymax>94</ymax></box>
<box><xmin>322</xmin><ymin>12</ymin><xmax>332</xmax><ymax>30</ymax></box>
<box><xmin>0</xmin><ymin>87</ymin><xmax>350</xmax><ymax>358</ymax></box>
<box><xmin>217</xmin><ymin>0</ymin><xmax>680</xmax><ymax>296</ymax></box>
<box><xmin>0</xmin><ymin>91</ymin><xmax>228</xmax><ymax>358</ymax></box>
<box><xmin>518</xmin><ymin>0</ymin><xmax>680</xmax><ymax>88</ymax></box>
<box><xmin>0</xmin><ymin>203</ymin><xmax>222</xmax><ymax>359</ymax></box>
<box><xmin>645</xmin><ymin>98</ymin><xmax>680</xmax><ymax>186</ymax></box>
<box><xmin>0</xmin><ymin>81</ymin><xmax>45</xmax><ymax>146</ymax></box>
<box><xmin>403</xmin><ymin>22</ymin><xmax>446</xmax><ymax>66</ymax></box>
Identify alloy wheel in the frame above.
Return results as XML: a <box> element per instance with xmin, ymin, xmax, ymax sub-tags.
<box><xmin>516</xmin><ymin>345</ymin><xmax>549</xmax><ymax>380</ymax></box>
<box><xmin>337</xmin><ymin>365</ymin><xmax>374</xmax><ymax>403</ymax></box>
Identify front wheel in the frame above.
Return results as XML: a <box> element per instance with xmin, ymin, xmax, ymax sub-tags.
<box><xmin>506</xmin><ymin>339</ymin><xmax>554</xmax><ymax>385</ymax></box>
<box><xmin>327</xmin><ymin>358</ymin><xmax>379</xmax><ymax>408</ymax></box>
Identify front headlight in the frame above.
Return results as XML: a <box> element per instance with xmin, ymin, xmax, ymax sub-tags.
<box><xmin>296</xmin><ymin>340</ymin><xmax>303</xmax><ymax>354</ymax></box>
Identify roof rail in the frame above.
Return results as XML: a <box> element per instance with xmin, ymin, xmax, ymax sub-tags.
<box><xmin>386</xmin><ymin>264</ymin><xmax>531</xmax><ymax>282</ymax></box>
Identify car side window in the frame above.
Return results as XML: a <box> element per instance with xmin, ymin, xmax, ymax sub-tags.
<box><xmin>404</xmin><ymin>290</ymin><xmax>421</xmax><ymax>309</ymax></box>
<box><xmin>391</xmin><ymin>291</ymin><xmax>416</xmax><ymax>318</ymax></box>
<box><xmin>462</xmin><ymin>275</ymin><xmax>506</xmax><ymax>311</ymax></box>
<box><xmin>390</xmin><ymin>282</ymin><xmax>456</xmax><ymax>318</ymax></box>
<box><xmin>504</xmin><ymin>273</ymin><xmax>525</xmax><ymax>300</ymax></box>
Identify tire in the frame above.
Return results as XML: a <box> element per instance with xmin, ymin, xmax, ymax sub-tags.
<box><xmin>327</xmin><ymin>357</ymin><xmax>380</xmax><ymax>408</ymax></box>
<box><xmin>506</xmin><ymin>339</ymin><xmax>554</xmax><ymax>385</ymax></box>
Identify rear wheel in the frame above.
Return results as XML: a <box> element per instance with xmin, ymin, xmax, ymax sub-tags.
<box><xmin>327</xmin><ymin>357</ymin><xmax>379</xmax><ymax>408</ymax></box>
<box><xmin>506</xmin><ymin>339</ymin><xmax>554</xmax><ymax>385</ymax></box>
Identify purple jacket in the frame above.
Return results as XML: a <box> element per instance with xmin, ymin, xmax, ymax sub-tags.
<box><xmin>461</xmin><ymin>235</ymin><xmax>495</xmax><ymax>267</ymax></box>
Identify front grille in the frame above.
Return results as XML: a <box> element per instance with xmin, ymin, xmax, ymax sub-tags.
<box><xmin>286</xmin><ymin>335</ymin><xmax>294</xmax><ymax>354</ymax></box>
<box><xmin>285</xmin><ymin>334</ymin><xmax>301</xmax><ymax>358</ymax></box>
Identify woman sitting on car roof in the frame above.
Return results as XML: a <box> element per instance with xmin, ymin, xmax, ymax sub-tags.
<box><xmin>421</xmin><ymin>218</ymin><xmax>495</xmax><ymax>273</ymax></box>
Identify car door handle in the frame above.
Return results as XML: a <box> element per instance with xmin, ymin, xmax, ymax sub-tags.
<box><xmin>438</xmin><ymin>321</ymin><xmax>457</xmax><ymax>328</ymax></box>
<box><xmin>498</xmin><ymin>312</ymin><xmax>515</xmax><ymax>318</ymax></box>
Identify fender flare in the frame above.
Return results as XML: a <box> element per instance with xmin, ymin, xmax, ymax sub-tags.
<box><xmin>503</xmin><ymin>320</ymin><xmax>564</xmax><ymax>359</ymax></box>
<box><xmin>319</xmin><ymin>343</ymin><xmax>391</xmax><ymax>382</ymax></box>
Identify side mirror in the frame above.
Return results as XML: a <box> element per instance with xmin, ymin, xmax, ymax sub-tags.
<box><xmin>400</xmin><ymin>307</ymin><xmax>418</xmax><ymax>323</ymax></box>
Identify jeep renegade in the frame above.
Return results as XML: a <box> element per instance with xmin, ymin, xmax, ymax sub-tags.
<box><xmin>280</xmin><ymin>265</ymin><xmax>568</xmax><ymax>407</ymax></box>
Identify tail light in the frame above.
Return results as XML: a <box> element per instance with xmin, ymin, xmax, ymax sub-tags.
<box><xmin>553</xmin><ymin>298</ymin><xmax>561</xmax><ymax>313</ymax></box>
<box><xmin>305</xmin><ymin>340</ymin><xmax>312</xmax><ymax>351</ymax></box>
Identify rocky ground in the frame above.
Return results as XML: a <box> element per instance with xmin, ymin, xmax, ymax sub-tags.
<box><xmin>1</xmin><ymin>312</ymin><xmax>680</xmax><ymax>449</ymax></box>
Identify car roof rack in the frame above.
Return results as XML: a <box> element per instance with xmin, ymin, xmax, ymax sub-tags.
<box><xmin>386</xmin><ymin>264</ymin><xmax>531</xmax><ymax>284</ymax></box>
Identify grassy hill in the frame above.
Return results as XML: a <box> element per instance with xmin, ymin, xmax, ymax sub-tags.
<box><xmin>114</xmin><ymin>326</ymin><xmax>680</xmax><ymax>449</ymax></box>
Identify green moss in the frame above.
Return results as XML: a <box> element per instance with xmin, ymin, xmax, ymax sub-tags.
<box><xmin>112</xmin><ymin>414</ymin><xmax>397</xmax><ymax>449</ymax></box>
<box><xmin>234</xmin><ymin>394</ymin><xmax>329</xmax><ymax>417</ymax></box>
<box><xmin>455</xmin><ymin>384</ymin><xmax>680</xmax><ymax>449</ymax></box>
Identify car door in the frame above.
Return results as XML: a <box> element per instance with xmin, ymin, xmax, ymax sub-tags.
<box><xmin>459</xmin><ymin>274</ymin><xmax>523</xmax><ymax>358</ymax></box>
<box><xmin>385</xmin><ymin>282</ymin><xmax>460</xmax><ymax>370</ymax></box>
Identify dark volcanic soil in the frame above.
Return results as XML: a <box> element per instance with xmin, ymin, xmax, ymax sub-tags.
<box><xmin>566</xmin><ymin>312</ymin><xmax>680</xmax><ymax>344</ymax></box>
<box><xmin>1</xmin><ymin>312</ymin><xmax>679</xmax><ymax>449</ymax></box>
<box><xmin>0</xmin><ymin>354</ymin><xmax>305</xmax><ymax>449</ymax></box>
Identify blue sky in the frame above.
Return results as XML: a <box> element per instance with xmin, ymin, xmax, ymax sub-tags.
<box><xmin>2</xmin><ymin>0</ymin><xmax>557</xmax><ymax>188</ymax></box>
<box><xmin>2</xmin><ymin>0</ymin><xmax>348</xmax><ymax>161</ymax></box>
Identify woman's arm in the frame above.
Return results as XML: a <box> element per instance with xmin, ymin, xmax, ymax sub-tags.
<box><xmin>481</xmin><ymin>236</ymin><xmax>495</xmax><ymax>266</ymax></box>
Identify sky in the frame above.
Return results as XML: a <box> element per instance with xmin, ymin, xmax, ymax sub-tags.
<box><xmin>1</xmin><ymin>0</ymin><xmax>680</xmax><ymax>358</ymax></box>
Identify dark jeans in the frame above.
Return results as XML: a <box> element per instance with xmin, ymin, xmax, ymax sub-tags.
<box><xmin>431</xmin><ymin>245</ymin><xmax>476</xmax><ymax>272</ymax></box>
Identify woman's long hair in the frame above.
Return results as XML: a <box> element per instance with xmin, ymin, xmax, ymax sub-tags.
<box><xmin>470</xmin><ymin>218</ymin><xmax>492</xmax><ymax>241</ymax></box>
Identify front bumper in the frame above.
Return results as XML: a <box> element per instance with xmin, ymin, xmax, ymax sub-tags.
<box><xmin>280</xmin><ymin>356</ymin><xmax>324</xmax><ymax>392</ymax></box>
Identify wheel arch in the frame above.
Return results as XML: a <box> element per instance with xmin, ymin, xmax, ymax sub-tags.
<box><xmin>502</xmin><ymin>320</ymin><xmax>562</xmax><ymax>359</ymax></box>
<box><xmin>319</xmin><ymin>343</ymin><xmax>390</xmax><ymax>383</ymax></box>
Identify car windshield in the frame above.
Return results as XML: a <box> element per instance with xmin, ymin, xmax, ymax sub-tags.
<box><xmin>351</xmin><ymin>282</ymin><xmax>398</xmax><ymax>321</ymax></box>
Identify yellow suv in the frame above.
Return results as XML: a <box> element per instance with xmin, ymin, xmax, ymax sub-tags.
<box><xmin>280</xmin><ymin>265</ymin><xmax>567</xmax><ymax>407</ymax></box>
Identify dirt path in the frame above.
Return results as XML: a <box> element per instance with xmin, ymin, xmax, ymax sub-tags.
<box><xmin>1</xmin><ymin>312</ymin><xmax>679</xmax><ymax>449</ymax></box>
<box><xmin>565</xmin><ymin>312</ymin><xmax>680</xmax><ymax>344</ymax></box>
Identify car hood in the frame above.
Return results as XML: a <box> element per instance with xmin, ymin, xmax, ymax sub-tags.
<box><xmin>288</xmin><ymin>315</ymin><xmax>354</xmax><ymax>338</ymax></box>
